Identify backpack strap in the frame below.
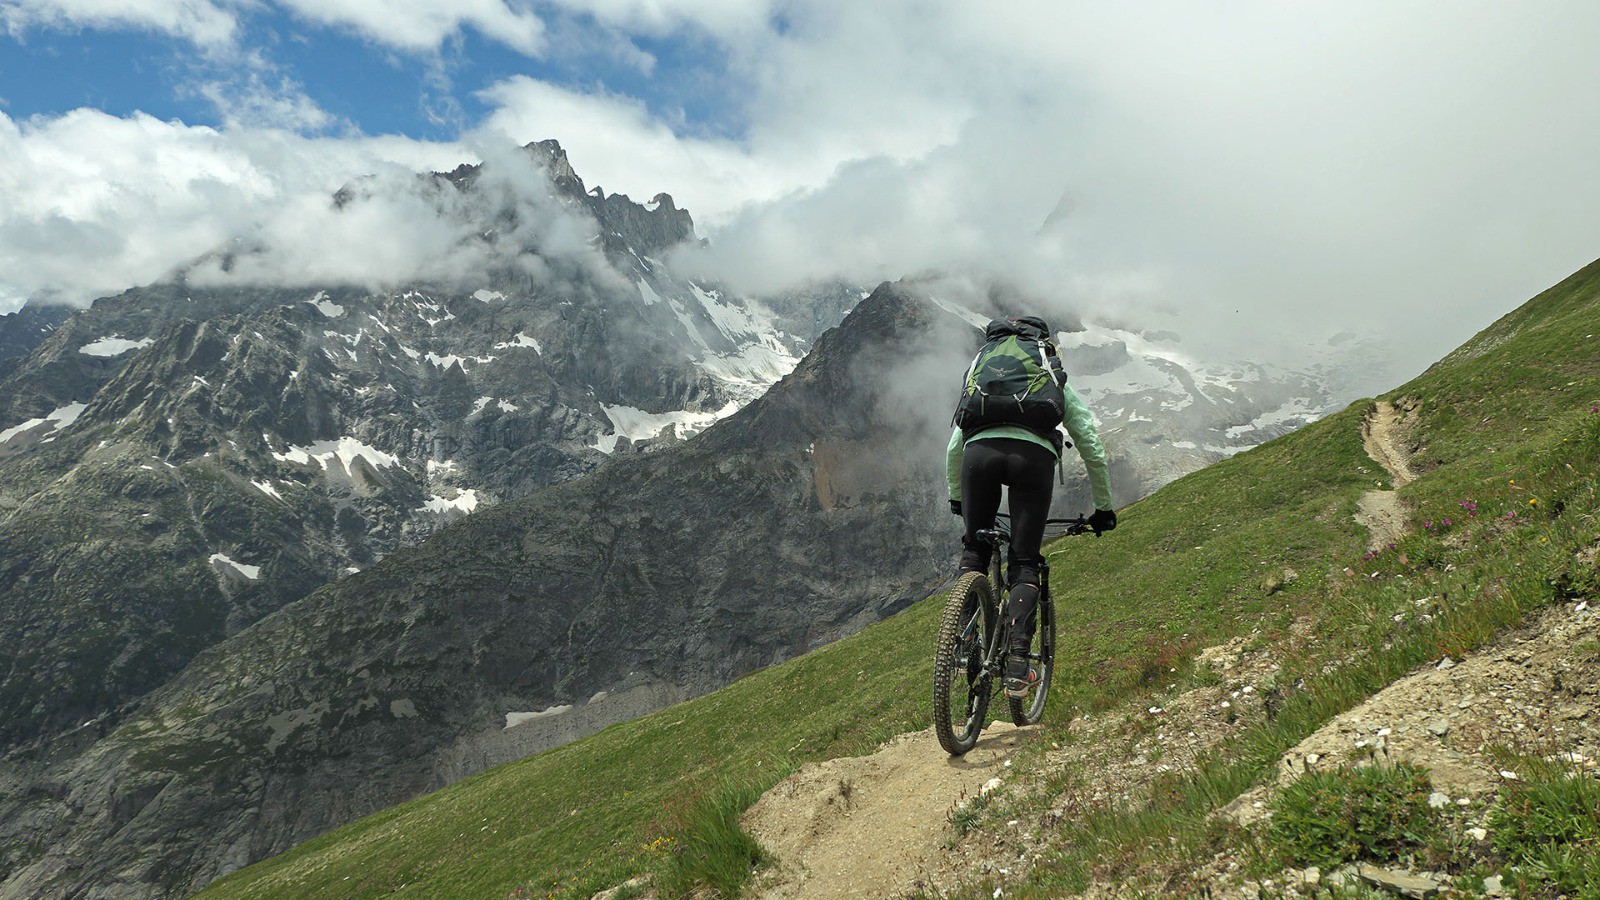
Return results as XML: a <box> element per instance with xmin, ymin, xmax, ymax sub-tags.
<box><xmin>951</xmin><ymin>346</ymin><xmax>985</xmax><ymax>428</ymax></box>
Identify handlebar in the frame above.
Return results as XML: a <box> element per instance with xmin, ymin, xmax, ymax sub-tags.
<box><xmin>979</xmin><ymin>513</ymin><xmax>1095</xmax><ymax>542</ymax></box>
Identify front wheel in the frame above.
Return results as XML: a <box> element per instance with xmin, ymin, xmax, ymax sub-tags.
<box><xmin>1008</xmin><ymin>587</ymin><xmax>1054</xmax><ymax>725</ymax></box>
<box><xmin>933</xmin><ymin>572</ymin><xmax>996</xmax><ymax>755</ymax></box>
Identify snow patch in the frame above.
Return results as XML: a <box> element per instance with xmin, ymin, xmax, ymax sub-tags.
<box><xmin>270</xmin><ymin>437</ymin><xmax>400</xmax><ymax>474</ymax></box>
<box><xmin>636</xmin><ymin>279</ymin><xmax>662</xmax><ymax>306</ymax></box>
<box><xmin>0</xmin><ymin>402</ymin><xmax>86</xmax><ymax>444</ymax></box>
<box><xmin>425</xmin><ymin>351</ymin><xmax>495</xmax><ymax>369</ymax></box>
<box><xmin>699</xmin><ymin>342</ymin><xmax>799</xmax><ymax>396</ymax></box>
<box><xmin>470</xmin><ymin>397</ymin><xmax>518</xmax><ymax>416</ymax></box>
<box><xmin>505</xmin><ymin>706</ymin><xmax>573</xmax><ymax>728</ymax></box>
<box><xmin>307</xmin><ymin>291</ymin><xmax>344</xmax><ymax>318</ymax></box>
<box><xmin>1224</xmin><ymin>397</ymin><xmax>1324</xmax><ymax>439</ymax></box>
<box><xmin>493</xmin><ymin>332</ymin><xmax>543</xmax><ymax>354</ymax></box>
<box><xmin>473</xmin><ymin>289</ymin><xmax>505</xmax><ymax>303</ymax></box>
<box><xmin>421</xmin><ymin>490</ymin><xmax>479</xmax><ymax>515</ymax></box>
<box><xmin>209</xmin><ymin>553</ymin><xmax>261</xmax><ymax>580</ymax></box>
<box><xmin>251</xmin><ymin>479</ymin><xmax>283</xmax><ymax>501</ymax></box>
<box><xmin>590</xmin><ymin>401</ymin><xmax>741</xmax><ymax>454</ymax></box>
<box><xmin>79</xmin><ymin>336</ymin><xmax>153</xmax><ymax>357</ymax></box>
<box><xmin>927</xmin><ymin>295</ymin><xmax>990</xmax><ymax>330</ymax></box>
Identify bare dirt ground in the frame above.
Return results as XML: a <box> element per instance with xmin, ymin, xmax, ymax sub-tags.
<box><xmin>1355</xmin><ymin>400</ymin><xmax>1418</xmax><ymax>552</ymax></box>
<box><xmin>742</xmin><ymin>723</ymin><xmax>1028</xmax><ymax>899</ymax></box>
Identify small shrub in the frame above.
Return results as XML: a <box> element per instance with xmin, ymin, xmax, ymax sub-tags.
<box><xmin>1488</xmin><ymin>760</ymin><xmax>1600</xmax><ymax>895</ymax></box>
<box><xmin>1267</xmin><ymin>762</ymin><xmax>1442</xmax><ymax>869</ymax></box>
<box><xmin>948</xmin><ymin>794</ymin><xmax>988</xmax><ymax>837</ymax></box>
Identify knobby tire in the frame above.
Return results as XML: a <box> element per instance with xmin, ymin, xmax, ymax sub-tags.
<box><xmin>933</xmin><ymin>571</ymin><xmax>995</xmax><ymax>756</ymax></box>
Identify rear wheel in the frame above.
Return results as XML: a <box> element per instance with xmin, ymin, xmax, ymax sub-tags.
<box><xmin>933</xmin><ymin>572</ymin><xmax>996</xmax><ymax>755</ymax></box>
<box><xmin>1008</xmin><ymin>586</ymin><xmax>1054</xmax><ymax>725</ymax></box>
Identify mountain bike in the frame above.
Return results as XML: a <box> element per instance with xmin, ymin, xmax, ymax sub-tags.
<box><xmin>933</xmin><ymin>514</ymin><xmax>1092</xmax><ymax>756</ymax></box>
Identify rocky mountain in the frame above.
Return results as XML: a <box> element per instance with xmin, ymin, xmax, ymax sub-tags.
<box><xmin>0</xmin><ymin>282</ymin><xmax>965</xmax><ymax>898</ymax></box>
<box><xmin>0</xmin><ymin>303</ymin><xmax>71</xmax><ymax>366</ymax></box>
<box><xmin>0</xmin><ymin>141</ymin><xmax>857</xmax><ymax>754</ymax></box>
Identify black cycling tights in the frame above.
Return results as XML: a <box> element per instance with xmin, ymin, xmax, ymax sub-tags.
<box><xmin>958</xmin><ymin>437</ymin><xmax>1054</xmax><ymax>647</ymax></box>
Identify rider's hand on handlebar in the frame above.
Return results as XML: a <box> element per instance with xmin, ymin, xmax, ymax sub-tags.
<box><xmin>1088</xmin><ymin>507</ymin><xmax>1117</xmax><ymax>534</ymax></box>
<box><xmin>949</xmin><ymin>499</ymin><xmax>963</xmax><ymax>517</ymax></box>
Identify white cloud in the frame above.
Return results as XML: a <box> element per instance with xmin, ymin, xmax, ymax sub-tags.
<box><xmin>3</xmin><ymin>0</ymin><xmax>549</xmax><ymax>56</ymax></box>
<box><xmin>0</xmin><ymin>0</ymin><xmax>238</xmax><ymax>45</ymax></box>
<box><xmin>0</xmin><ymin>109</ymin><xmax>475</xmax><ymax>308</ymax></box>
<box><xmin>515</xmin><ymin>0</ymin><xmax>1600</xmax><ymax>374</ymax></box>
<box><xmin>185</xmin><ymin>136</ymin><xmax>624</xmax><ymax>294</ymax></box>
<box><xmin>542</xmin><ymin>0</ymin><xmax>773</xmax><ymax>38</ymax></box>
<box><xmin>272</xmin><ymin>0</ymin><xmax>547</xmax><ymax>56</ymax></box>
<box><xmin>478</xmin><ymin>77</ymin><xmax>795</xmax><ymax>221</ymax></box>
<box><xmin>196</xmin><ymin>73</ymin><xmax>338</xmax><ymax>132</ymax></box>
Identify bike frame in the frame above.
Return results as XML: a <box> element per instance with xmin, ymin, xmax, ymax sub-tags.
<box><xmin>961</xmin><ymin>514</ymin><xmax>1085</xmax><ymax>716</ymax></box>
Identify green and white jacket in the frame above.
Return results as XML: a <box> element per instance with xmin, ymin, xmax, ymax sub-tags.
<box><xmin>945</xmin><ymin>380</ymin><xmax>1114</xmax><ymax>511</ymax></box>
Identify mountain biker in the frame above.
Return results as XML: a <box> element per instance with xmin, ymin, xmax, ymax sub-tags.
<box><xmin>947</xmin><ymin>316</ymin><xmax>1116</xmax><ymax>698</ymax></box>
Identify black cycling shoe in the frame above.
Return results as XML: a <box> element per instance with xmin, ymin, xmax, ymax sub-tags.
<box><xmin>1003</xmin><ymin>648</ymin><xmax>1039</xmax><ymax>698</ymax></box>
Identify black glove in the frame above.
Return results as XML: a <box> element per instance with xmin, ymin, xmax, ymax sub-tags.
<box><xmin>949</xmin><ymin>499</ymin><xmax>963</xmax><ymax>517</ymax></box>
<box><xmin>1088</xmin><ymin>507</ymin><xmax>1117</xmax><ymax>534</ymax></box>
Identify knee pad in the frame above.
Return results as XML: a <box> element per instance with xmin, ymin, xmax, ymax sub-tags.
<box><xmin>1006</xmin><ymin>553</ymin><xmax>1044</xmax><ymax>590</ymax></box>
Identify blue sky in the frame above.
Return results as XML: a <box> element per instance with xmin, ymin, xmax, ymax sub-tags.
<box><xmin>0</xmin><ymin>3</ymin><xmax>744</xmax><ymax>140</ymax></box>
<box><xmin>4</xmin><ymin>1</ymin><xmax>1600</xmax><ymax>378</ymax></box>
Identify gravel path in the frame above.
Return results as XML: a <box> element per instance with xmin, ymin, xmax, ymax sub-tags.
<box><xmin>1355</xmin><ymin>399</ymin><xmax>1418</xmax><ymax>551</ymax></box>
<box><xmin>742</xmin><ymin>723</ymin><xmax>1029</xmax><ymax>899</ymax></box>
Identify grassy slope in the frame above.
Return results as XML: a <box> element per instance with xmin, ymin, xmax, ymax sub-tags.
<box><xmin>202</xmin><ymin>260</ymin><xmax>1600</xmax><ymax>899</ymax></box>
<box><xmin>958</xmin><ymin>260</ymin><xmax>1600</xmax><ymax>896</ymax></box>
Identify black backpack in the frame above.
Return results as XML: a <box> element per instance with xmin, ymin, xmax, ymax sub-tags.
<box><xmin>952</xmin><ymin>317</ymin><xmax>1068</xmax><ymax>446</ymax></box>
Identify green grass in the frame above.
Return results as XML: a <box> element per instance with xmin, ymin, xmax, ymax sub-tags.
<box><xmin>1266</xmin><ymin>762</ymin><xmax>1442</xmax><ymax>870</ymax></box>
<box><xmin>1487</xmin><ymin>756</ymin><xmax>1600</xmax><ymax>896</ymax></box>
<box><xmin>651</xmin><ymin>778</ymin><xmax>774</xmax><ymax>900</ymax></box>
<box><xmin>203</xmin><ymin>259</ymin><xmax>1600</xmax><ymax>899</ymax></box>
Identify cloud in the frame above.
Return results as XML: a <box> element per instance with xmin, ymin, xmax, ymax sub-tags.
<box><xmin>0</xmin><ymin>108</ymin><xmax>476</xmax><ymax>308</ymax></box>
<box><xmin>541</xmin><ymin>0</ymin><xmax>773</xmax><ymax>39</ymax></box>
<box><xmin>0</xmin><ymin>0</ymin><xmax>238</xmax><ymax>45</ymax></box>
<box><xmin>272</xmin><ymin>0</ymin><xmax>547</xmax><ymax>56</ymax></box>
<box><xmin>528</xmin><ymin>0</ymin><xmax>1600</xmax><ymax>375</ymax></box>
<box><xmin>3</xmin><ymin>0</ymin><xmax>549</xmax><ymax>57</ymax></box>
<box><xmin>186</xmin><ymin>137</ymin><xmax>625</xmax><ymax>296</ymax></box>
<box><xmin>478</xmin><ymin>77</ymin><xmax>791</xmax><ymax>220</ymax></box>
<box><xmin>194</xmin><ymin>72</ymin><xmax>339</xmax><ymax>132</ymax></box>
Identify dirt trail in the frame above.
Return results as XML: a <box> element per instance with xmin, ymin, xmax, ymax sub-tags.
<box><xmin>1355</xmin><ymin>400</ymin><xmax>1417</xmax><ymax>551</ymax></box>
<box><xmin>742</xmin><ymin>723</ymin><xmax>1030</xmax><ymax>899</ymax></box>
